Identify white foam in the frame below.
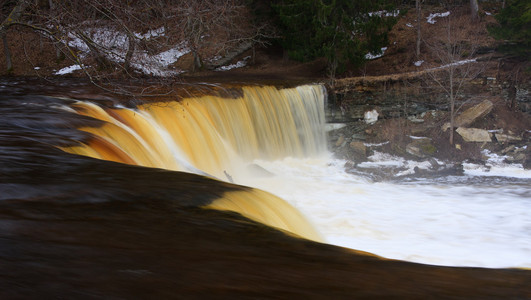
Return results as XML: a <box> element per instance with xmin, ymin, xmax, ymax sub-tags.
<box><xmin>236</xmin><ymin>154</ymin><xmax>531</xmax><ymax>268</ymax></box>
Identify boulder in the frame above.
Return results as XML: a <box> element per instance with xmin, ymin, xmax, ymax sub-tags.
<box><xmin>406</xmin><ymin>138</ymin><xmax>437</xmax><ymax>158</ymax></box>
<box><xmin>456</xmin><ymin>127</ymin><xmax>492</xmax><ymax>142</ymax></box>
<box><xmin>495</xmin><ymin>133</ymin><xmax>522</xmax><ymax>143</ymax></box>
<box><xmin>442</xmin><ymin>100</ymin><xmax>493</xmax><ymax>131</ymax></box>
<box><xmin>349</xmin><ymin>141</ymin><xmax>367</xmax><ymax>158</ymax></box>
<box><xmin>364</xmin><ymin>109</ymin><xmax>378</xmax><ymax>124</ymax></box>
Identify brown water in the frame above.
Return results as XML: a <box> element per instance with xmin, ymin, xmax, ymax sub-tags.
<box><xmin>0</xmin><ymin>78</ymin><xmax>530</xmax><ymax>299</ymax></box>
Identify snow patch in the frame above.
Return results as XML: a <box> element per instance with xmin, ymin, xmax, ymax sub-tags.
<box><xmin>365</xmin><ymin>47</ymin><xmax>387</xmax><ymax>60</ymax></box>
<box><xmin>427</xmin><ymin>59</ymin><xmax>477</xmax><ymax>71</ymax></box>
<box><xmin>63</xmin><ymin>25</ymin><xmax>190</xmax><ymax>76</ymax></box>
<box><xmin>368</xmin><ymin>10</ymin><xmax>400</xmax><ymax>17</ymax></box>
<box><xmin>427</xmin><ymin>11</ymin><xmax>450</xmax><ymax>24</ymax></box>
<box><xmin>215</xmin><ymin>56</ymin><xmax>251</xmax><ymax>71</ymax></box>
<box><xmin>55</xmin><ymin>64</ymin><xmax>82</xmax><ymax>75</ymax></box>
<box><xmin>134</xmin><ymin>27</ymin><xmax>165</xmax><ymax>40</ymax></box>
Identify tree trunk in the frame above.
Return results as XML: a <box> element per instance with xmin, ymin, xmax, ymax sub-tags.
<box><xmin>124</xmin><ymin>34</ymin><xmax>136</xmax><ymax>73</ymax></box>
<box><xmin>0</xmin><ymin>0</ymin><xmax>31</xmax><ymax>74</ymax></box>
<box><xmin>191</xmin><ymin>49</ymin><xmax>203</xmax><ymax>72</ymax></box>
<box><xmin>2</xmin><ymin>32</ymin><xmax>13</xmax><ymax>73</ymax></box>
<box><xmin>449</xmin><ymin>68</ymin><xmax>455</xmax><ymax>145</ymax></box>
<box><xmin>416</xmin><ymin>0</ymin><xmax>421</xmax><ymax>58</ymax></box>
<box><xmin>470</xmin><ymin>0</ymin><xmax>479</xmax><ymax>21</ymax></box>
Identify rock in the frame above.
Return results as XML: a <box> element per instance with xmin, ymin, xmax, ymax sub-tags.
<box><xmin>442</xmin><ymin>100</ymin><xmax>493</xmax><ymax>131</ymax></box>
<box><xmin>406</xmin><ymin>138</ymin><xmax>437</xmax><ymax>158</ymax></box>
<box><xmin>456</xmin><ymin>127</ymin><xmax>492</xmax><ymax>142</ymax></box>
<box><xmin>351</xmin><ymin>133</ymin><xmax>366</xmax><ymax>140</ymax></box>
<box><xmin>407</xmin><ymin>115</ymin><xmax>424</xmax><ymax>123</ymax></box>
<box><xmin>523</xmin><ymin>146</ymin><xmax>531</xmax><ymax>170</ymax></box>
<box><xmin>495</xmin><ymin>133</ymin><xmax>522</xmax><ymax>143</ymax></box>
<box><xmin>335</xmin><ymin>135</ymin><xmax>345</xmax><ymax>147</ymax></box>
<box><xmin>514</xmin><ymin>153</ymin><xmax>526</xmax><ymax>161</ymax></box>
<box><xmin>364</xmin><ymin>109</ymin><xmax>378</xmax><ymax>124</ymax></box>
<box><xmin>501</xmin><ymin>145</ymin><xmax>516</xmax><ymax>154</ymax></box>
<box><xmin>349</xmin><ymin>141</ymin><xmax>367</xmax><ymax>158</ymax></box>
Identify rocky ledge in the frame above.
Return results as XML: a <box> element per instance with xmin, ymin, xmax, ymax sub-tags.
<box><xmin>327</xmin><ymin>98</ymin><xmax>531</xmax><ymax>181</ymax></box>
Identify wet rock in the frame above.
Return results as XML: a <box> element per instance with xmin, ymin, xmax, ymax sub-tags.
<box><xmin>456</xmin><ymin>127</ymin><xmax>492</xmax><ymax>142</ymax></box>
<box><xmin>523</xmin><ymin>147</ymin><xmax>531</xmax><ymax>170</ymax></box>
<box><xmin>442</xmin><ymin>100</ymin><xmax>493</xmax><ymax>131</ymax></box>
<box><xmin>506</xmin><ymin>153</ymin><xmax>526</xmax><ymax>162</ymax></box>
<box><xmin>406</xmin><ymin>138</ymin><xmax>437</xmax><ymax>158</ymax></box>
<box><xmin>406</xmin><ymin>163</ymin><xmax>464</xmax><ymax>179</ymax></box>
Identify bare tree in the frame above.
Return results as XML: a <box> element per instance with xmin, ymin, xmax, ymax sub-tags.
<box><xmin>415</xmin><ymin>0</ymin><xmax>422</xmax><ymax>58</ymax></box>
<box><xmin>0</xmin><ymin>0</ymin><xmax>272</xmax><ymax>91</ymax></box>
<box><xmin>470</xmin><ymin>0</ymin><xmax>479</xmax><ymax>22</ymax></box>
<box><xmin>1</xmin><ymin>0</ymin><xmax>31</xmax><ymax>73</ymax></box>
<box><xmin>422</xmin><ymin>13</ymin><xmax>485</xmax><ymax>145</ymax></box>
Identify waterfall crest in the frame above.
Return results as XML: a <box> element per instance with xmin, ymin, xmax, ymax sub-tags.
<box><xmin>62</xmin><ymin>84</ymin><xmax>327</xmax><ymax>241</ymax></box>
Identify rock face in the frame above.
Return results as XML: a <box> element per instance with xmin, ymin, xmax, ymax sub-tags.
<box><xmin>456</xmin><ymin>127</ymin><xmax>492</xmax><ymax>142</ymax></box>
<box><xmin>442</xmin><ymin>100</ymin><xmax>493</xmax><ymax>131</ymax></box>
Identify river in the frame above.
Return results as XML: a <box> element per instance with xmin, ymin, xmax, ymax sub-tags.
<box><xmin>1</xmin><ymin>78</ymin><xmax>530</xmax><ymax>298</ymax></box>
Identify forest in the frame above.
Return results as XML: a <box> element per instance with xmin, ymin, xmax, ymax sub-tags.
<box><xmin>1</xmin><ymin>0</ymin><xmax>528</xmax><ymax>80</ymax></box>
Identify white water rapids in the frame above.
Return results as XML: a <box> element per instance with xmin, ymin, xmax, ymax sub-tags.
<box><xmin>235</xmin><ymin>154</ymin><xmax>531</xmax><ymax>269</ymax></box>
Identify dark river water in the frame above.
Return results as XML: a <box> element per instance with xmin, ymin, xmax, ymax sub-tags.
<box><xmin>1</xmin><ymin>77</ymin><xmax>530</xmax><ymax>299</ymax></box>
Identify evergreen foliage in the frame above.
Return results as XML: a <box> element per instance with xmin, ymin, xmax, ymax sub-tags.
<box><xmin>268</xmin><ymin>0</ymin><xmax>397</xmax><ymax>75</ymax></box>
<box><xmin>488</xmin><ymin>0</ymin><xmax>530</xmax><ymax>59</ymax></box>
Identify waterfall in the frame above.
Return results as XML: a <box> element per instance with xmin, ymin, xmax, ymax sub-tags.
<box><xmin>62</xmin><ymin>84</ymin><xmax>327</xmax><ymax>241</ymax></box>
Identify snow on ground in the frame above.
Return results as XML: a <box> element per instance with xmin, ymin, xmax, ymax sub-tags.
<box><xmin>427</xmin><ymin>11</ymin><xmax>450</xmax><ymax>24</ymax></box>
<box><xmin>426</xmin><ymin>59</ymin><xmax>477</xmax><ymax>71</ymax></box>
<box><xmin>63</xmin><ymin>26</ymin><xmax>191</xmax><ymax>76</ymax></box>
<box><xmin>55</xmin><ymin>64</ymin><xmax>82</xmax><ymax>75</ymax></box>
<box><xmin>365</xmin><ymin>47</ymin><xmax>387</xmax><ymax>60</ymax></box>
<box><xmin>464</xmin><ymin>149</ymin><xmax>531</xmax><ymax>179</ymax></box>
<box><xmin>215</xmin><ymin>56</ymin><xmax>251</xmax><ymax>71</ymax></box>
<box><xmin>368</xmin><ymin>10</ymin><xmax>400</xmax><ymax>17</ymax></box>
<box><xmin>56</xmin><ymin>25</ymin><xmax>250</xmax><ymax>76</ymax></box>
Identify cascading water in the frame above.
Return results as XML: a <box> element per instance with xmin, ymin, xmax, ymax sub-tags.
<box><xmin>60</xmin><ymin>83</ymin><xmax>531</xmax><ymax>269</ymax></box>
<box><xmin>64</xmin><ymin>85</ymin><xmax>326</xmax><ymax>178</ymax></box>
<box><xmin>62</xmin><ymin>85</ymin><xmax>327</xmax><ymax>241</ymax></box>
